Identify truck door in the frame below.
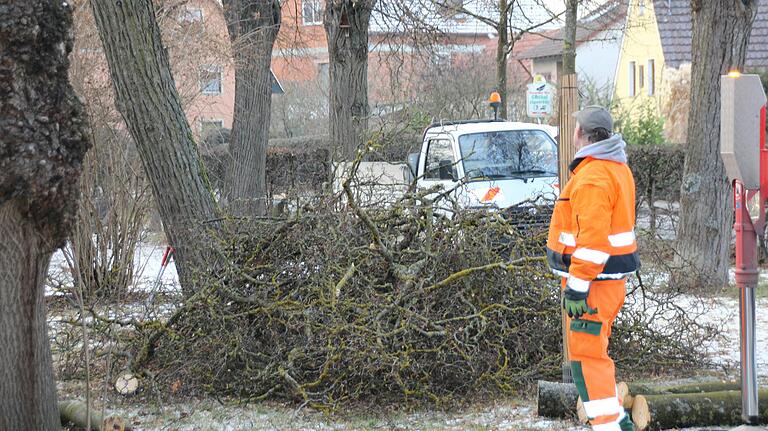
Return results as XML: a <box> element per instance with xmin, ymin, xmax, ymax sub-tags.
<box><xmin>420</xmin><ymin>137</ymin><xmax>459</xmax><ymax>208</ymax></box>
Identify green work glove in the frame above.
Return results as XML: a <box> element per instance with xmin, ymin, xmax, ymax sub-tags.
<box><xmin>563</xmin><ymin>289</ymin><xmax>598</xmax><ymax>319</ymax></box>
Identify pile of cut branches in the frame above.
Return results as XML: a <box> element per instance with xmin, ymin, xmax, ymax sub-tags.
<box><xmin>130</xmin><ymin>162</ymin><xmax>717</xmax><ymax>410</ymax></box>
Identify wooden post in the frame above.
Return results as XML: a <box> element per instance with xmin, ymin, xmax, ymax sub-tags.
<box><xmin>558</xmin><ymin>74</ymin><xmax>578</xmax><ymax>187</ymax></box>
<box><xmin>558</xmin><ymin>73</ymin><xmax>578</xmax><ymax>383</ymax></box>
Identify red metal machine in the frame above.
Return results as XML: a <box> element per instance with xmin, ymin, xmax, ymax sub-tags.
<box><xmin>721</xmin><ymin>72</ymin><xmax>767</xmax><ymax>427</ymax></box>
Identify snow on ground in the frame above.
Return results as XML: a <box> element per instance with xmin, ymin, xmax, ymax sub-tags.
<box><xmin>47</xmin><ymin>241</ymin><xmax>179</xmax><ymax>297</ymax></box>
<box><xmin>55</xmin><ymin>388</ymin><xmax>592</xmax><ymax>431</ymax></box>
<box><xmin>701</xmin><ymin>294</ymin><xmax>768</xmax><ymax>383</ymax></box>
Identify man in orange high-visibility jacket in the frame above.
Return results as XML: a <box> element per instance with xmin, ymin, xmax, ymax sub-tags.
<box><xmin>547</xmin><ymin>106</ymin><xmax>639</xmax><ymax>431</ymax></box>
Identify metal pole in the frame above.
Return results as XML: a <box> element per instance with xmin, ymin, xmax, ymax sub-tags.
<box><xmin>740</xmin><ymin>284</ymin><xmax>759</xmax><ymax>424</ymax></box>
<box><xmin>733</xmin><ymin>181</ymin><xmax>760</xmax><ymax>425</ymax></box>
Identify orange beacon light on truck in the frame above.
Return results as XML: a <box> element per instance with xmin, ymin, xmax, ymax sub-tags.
<box><xmin>488</xmin><ymin>91</ymin><xmax>501</xmax><ymax>120</ymax></box>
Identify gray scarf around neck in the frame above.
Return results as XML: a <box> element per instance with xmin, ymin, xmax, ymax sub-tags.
<box><xmin>573</xmin><ymin>133</ymin><xmax>628</xmax><ymax>164</ymax></box>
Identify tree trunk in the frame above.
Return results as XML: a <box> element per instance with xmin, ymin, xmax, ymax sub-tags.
<box><xmin>0</xmin><ymin>205</ymin><xmax>60</xmax><ymax>430</ymax></box>
<box><xmin>90</xmin><ymin>0</ymin><xmax>220</xmax><ymax>293</ymax></box>
<box><xmin>632</xmin><ymin>390</ymin><xmax>768</xmax><ymax>430</ymax></box>
<box><xmin>537</xmin><ymin>380</ymin><xmax>742</xmax><ymax>420</ymax></box>
<box><xmin>496</xmin><ymin>0</ymin><xmax>509</xmax><ymax>119</ymax></box>
<box><xmin>675</xmin><ymin>0</ymin><xmax>757</xmax><ymax>288</ymax></box>
<box><xmin>324</xmin><ymin>0</ymin><xmax>374</xmax><ymax>160</ymax></box>
<box><xmin>562</xmin><ymin>0</ymin><xmax>578</xmax><ymax>75</ymax></box>
<box><xmin>59</xmin><ymin>399</ymin><xmax>131</xmax><ymax>431</ymax></box>
<box><xmin>223</xmin><ymin>0</ymin><xmax>281</xmax><ymax>216</ymax></box>
<box><xmin>0</xmin><ymin>2</ymin><xmax>90</xmax><ymax>429</ymax></box>
<box><xmin>627</xmin><ymin>381</ymin><xmax>741</xmax><ymax>396</ymax></box>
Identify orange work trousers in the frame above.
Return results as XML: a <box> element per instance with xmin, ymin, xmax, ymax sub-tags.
<box><xmin>564</xmin><ymin>277</ymin><xmax>633</xmax><ymax>431</ymax></box>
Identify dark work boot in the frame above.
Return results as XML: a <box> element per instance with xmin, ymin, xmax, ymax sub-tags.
<box><xmin>618</xmin><ymin>414</ymin><xmax>636</xmax><ymax>431</ymax></box>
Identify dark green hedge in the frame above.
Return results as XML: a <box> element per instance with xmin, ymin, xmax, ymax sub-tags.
<box><xmin>199</xmin><ymin>137</ymin><xmax>331</xmax><ymax>196</ymax></box>
<box><xmin>627</xmin><ymin>144</ymin><xmax>685</xmax><ymax>206</ymax></box>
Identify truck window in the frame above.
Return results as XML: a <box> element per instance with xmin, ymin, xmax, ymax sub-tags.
<box><xmin>458</xmin><ymin>130</ymin><xmax>557</xmax><ymax>180</ymax></box>
<box><xmin>424</xmin><ymin>139</ymin><xmax>456</xmax><ymax>181</ymax></box>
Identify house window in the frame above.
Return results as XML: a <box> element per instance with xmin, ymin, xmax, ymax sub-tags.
<box><xmin>628</xmin><ymin>61</ymin><xmax>636</xmax><ymax>97</ymax></box>
<box><xmin>200</xmin><ymin>120</ymin><xmax>224</xmax><ymax>138</ymax></box>
<box><xmin>302</xmin><ymin>0</ymin><xmax>323</xmax><ymax>25</ymax></box>
<box><xmin>180</xmin><ymin>7</ymin><xmax>203</xmax><ymax>23</ymax></box>
<box><xmin>199</xmin><ymin>65</ymin><xmax>222</xmax><ymax>95</ymax></box>
<box><xmin>639</xmin><ymin>65</ymin><xmax>645</xmax><ymax>88</ymax></box>
<box><xmin>638</xmin><ymin>0</ymin><xmax>645</xmax><ymax>15</ymax></box>
<box><xmin>647</xmin><ymin>59</ymin><xmax>655</xmax><ymax>96</ymax></box>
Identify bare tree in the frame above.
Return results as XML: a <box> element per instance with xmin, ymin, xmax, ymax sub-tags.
<box><xmin>90</xmin><ymin>0</ymin><xmax>220</xmax><ymax>293</ymax></box>
<box><xmin>223</xmin><ymin>0</ymin><xmax>281</xmax><ymax>215</ymax></box>
<box><xmin>325</xmin><ymin>0</ymin><xmax>376</xmax><ymax>159</ymax></box>
<box><xmin>562</xmin><ymin>0</ymin><xmax>577</xmax><ymax>74</ymax></box>
<box><xmin>0</xmin><ymin>2</ymin><xmax>90</xmax><ymax>429</ymax></box>
<box><xmin>409</xmin><ymin>53</ymin><xmax>509</xmax><ymax>119</ymax></box>
<box><xmin>392</xmin><ymin>0</ymin><xmax>561</xmax><ymax>120</ymax></box>
<box><xmin>676</xmin><ymin>0</ymin><xmax>758</xmax><ymax>287</ymax></box>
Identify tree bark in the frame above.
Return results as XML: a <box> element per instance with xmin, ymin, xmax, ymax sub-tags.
<box><xmin>0</xmin><ymin>205</ymin><xmax>61</xmax><ymax>431</ymax></box>
<box><xmin>324</xmin><ymin>0</ymin><xmax>374</xmax><ymax>160</ymax></box>
<box><xmin>632</xmin><ymin>390</ymin><xmax>768</xmax><ymax>430</ymax></box>
<box><xmin>496</xmin><ymin>0</ymin><xmax>509</xmax><ymax>119</ymax></box>
<box><xmin>0</xmin><ymin>2</ymin><xmax>90</xmax><ymax>429</ymax></box>
<box><xmin>90</xmin><ymin>0</ymin><xmax>220</xmax><ymax>293</ymax></box>
<box><xmin>676</xmin><ymin>0</ymin><xmax>757</xmax><ymax>288</ymax></box>
<box><xmin>562</xmin><ymin>0</ymin><xmax>578</xmax><ymax>75</ymax></box>
<box><xmin>223</xmin><ymin>0</ymin><xmax>281</xmax><ymax>216</ymax></box>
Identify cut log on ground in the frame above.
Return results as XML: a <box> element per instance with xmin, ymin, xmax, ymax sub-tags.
<box><xmin>540</xmin><ymin>380</ymin><xmax>633</xmax><ymax>420</ymax></box>
<box><xmin>618</xmin><ymin>381</ymin><xmax>633</xmax><ymax>409</ymax></box>
<box><xmin>577</xmin><ymin>395</ymin><xmax>631</xmax><ymax>424</ymax></box>
<box><xmin>59</xmin><ymin>399</ymin><xmax>131</xmax><ymax>431</ymax></box>
<box><xmin>632</xmin><ymin>390</ymin><xmax>768</xmax><ymax>431</ymax></box>
<box><xmin>115</xmin><ymin>372</ymin><xmax>139</xmax><ymax>396</ymax></box>
<box><xmin>627</xmin><ymin>381</ymin><xmax>740</xmax><ymax>396</ymax></box>
<box><xmin>537</xmin><ymin>380</ymin><xmax>580</xmax><ymax>419</ymax></box>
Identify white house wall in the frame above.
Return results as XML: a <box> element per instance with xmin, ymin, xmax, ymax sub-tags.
<box><xmin>575</xmin><ymin>27</ymin><xmax>622</xmax><ymax>96</ymax></box>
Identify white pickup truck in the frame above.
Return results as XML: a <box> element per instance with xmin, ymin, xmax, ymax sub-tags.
<box><xmin>334</xmin><ymin>119</ymin><xmax>559</xmax><ymax>223</ymax></box>
<box><xmin>406</xmin><ymin>119</ymin><xmax>559</xmax><ymax>217</ymax></box>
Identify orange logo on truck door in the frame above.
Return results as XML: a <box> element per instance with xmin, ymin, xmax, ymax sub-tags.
<box><xmin>482</xmin><ymin>186</ymin><xmax>501</xmax><ymax>202</ymax></box>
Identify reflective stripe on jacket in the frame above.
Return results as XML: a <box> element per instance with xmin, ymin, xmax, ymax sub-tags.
<box><xmin>546</xmin><ymin>156</ymin><xmax>640</xmax><ymax>289</ymax></box>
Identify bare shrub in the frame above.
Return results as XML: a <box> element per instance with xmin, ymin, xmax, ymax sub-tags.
<box><xmin>627</xmin><ymin>145</ymin><xmax>684</xmax><ymax>233</ymax></box>
<box><xmin>65</xmin><ymin>128</ymin><xmax>151</xmax><ymax>302</ymax></box>
<box><xmin>659</xmin><ymin>63</ymin><xmax>691</xmax><ymax>145</ymax></box>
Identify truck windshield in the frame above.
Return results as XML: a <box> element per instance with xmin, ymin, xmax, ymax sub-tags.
<box><xmin>458</xmin><ymin>130</ymin><xmax>558</xmax><ymax>180</ymax></box>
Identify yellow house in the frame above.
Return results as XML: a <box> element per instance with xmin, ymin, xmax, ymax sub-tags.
<box><xmin>612</xmin><ymin>0</ymin><xmax>665</xmax><ymax>114</ymax></box>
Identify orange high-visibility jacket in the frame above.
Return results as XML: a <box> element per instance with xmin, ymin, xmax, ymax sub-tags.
<box><xmin>546</xmin><ymin>156</ymin><xmax>640</xmax><ymax>293</ymax></box>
